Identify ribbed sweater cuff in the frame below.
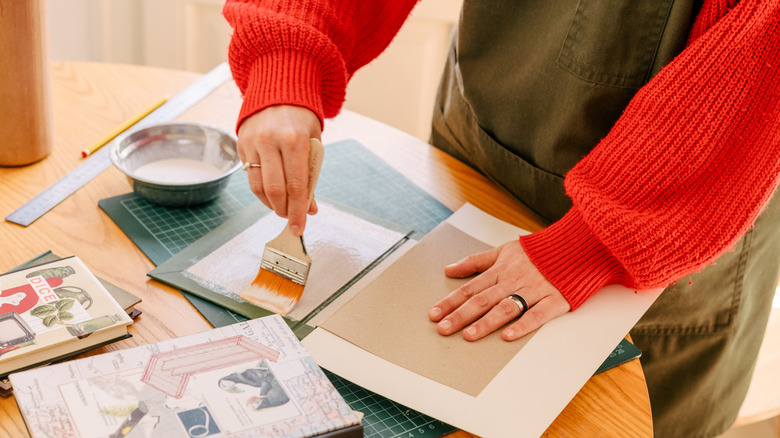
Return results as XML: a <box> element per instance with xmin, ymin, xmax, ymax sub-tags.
<box><xmin>237</xmin><ymin>50</ymin><xmax>326</xmax><ymax>132</ymax></box>
<box><xmin>519</xmin><ymin>208</ymin><xmax>628</xmax><ymax>310</ymax></box>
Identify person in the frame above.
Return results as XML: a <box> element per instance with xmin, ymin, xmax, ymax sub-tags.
<box><xmin>222</xmin><ymin>1</ymin><xmax>780</xmax><ymax>436</ymax></box>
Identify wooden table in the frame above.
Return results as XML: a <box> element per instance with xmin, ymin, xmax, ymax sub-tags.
<box><xmin>0</xmin><ymin>62</ymin><xmax>653</xmax><ymax>437</ymax></box>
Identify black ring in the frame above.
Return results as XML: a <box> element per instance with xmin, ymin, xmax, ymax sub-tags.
<box><xmin>508</xmin><ymin>294</ymin><xmax>528</xmax><ymax>316</ymax></box>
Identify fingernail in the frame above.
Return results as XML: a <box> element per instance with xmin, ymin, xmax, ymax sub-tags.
<box><xmin>429</xmin><ymin>307</ymin><xmax>442</xmax><ymax>319</ymax></box>
<box><xmin>438</xmin><ymin>320</ymin><xmax>451</xmax><ymax>331</ymax></box>
<box><xmin>464</xmin><ymin>326</ymin><xmax>477</xmax><ymax>337</ymax></box>
<box><xmin>445</xmin><ymin>263</ymin><xmax>457</xmax><ymax>269</ymax></box>
<box><xmin>290</xmin><ymin>225</ymin><xmax>302</xmax><ymax>236</ymax></box>
<box><xmin>504</xmin><ymin>329</ymin><xmax>514</xmax><ymax>339</ymax></box>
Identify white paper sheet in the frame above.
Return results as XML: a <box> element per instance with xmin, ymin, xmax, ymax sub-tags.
<box><xmin>302</xmin><ymin>203</ymin><xmax>662</xmax><ymax>437</ymax></box>
<box><xmin>183</xmin><ymin>202</ymin><xmax>407</xmax><ymax>321</ymax></box>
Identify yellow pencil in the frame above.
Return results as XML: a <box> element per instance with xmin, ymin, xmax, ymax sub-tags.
<box><xmin>81</xmin><ymin>95</ymin><xmax>169</xmax><ymax>158</ymax></box>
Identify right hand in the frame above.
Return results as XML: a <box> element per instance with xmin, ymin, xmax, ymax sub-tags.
<box><xmin>237</xmin><ymin>105</ymin><xmax>322</xmax><ymax>236</ymax></box>
<box><xmin>429</xmin><ymin>240</ymin><xmax>570</xmax><ymax>342</ymax></box>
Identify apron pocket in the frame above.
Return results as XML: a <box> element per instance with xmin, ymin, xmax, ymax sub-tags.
<box><xmin>557</xmin><ymin>0</ymin><xmax>675</xmax><ymax>89</ymax></box>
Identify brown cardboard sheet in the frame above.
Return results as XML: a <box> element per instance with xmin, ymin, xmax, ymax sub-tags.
<box><xmin>320</xmin><ymin>222</ymin><xmax>535</xmax><ymax>397</ymax></box>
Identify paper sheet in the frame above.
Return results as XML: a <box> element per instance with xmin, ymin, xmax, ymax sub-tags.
<box><xmin>184</xmin><ymin>203</ymin><xmax>407</xmax><ymax>321</ymax></box>
<box><xmin>304</xmin><ymin>239</ymin><xmax>415</xmax><ymax>328</ymax></box>
<box><xmin>320</xmin><ymin>222</ymin><xmax>535</xmax><ymax>396</ymax></box>
<box><xmin>303</xmin><ymin>204</ymin><xmax>663</xmax><ymax>437</ymax></box>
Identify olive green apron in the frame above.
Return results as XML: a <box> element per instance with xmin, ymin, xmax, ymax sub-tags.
<box><xmin>430</xmin><ymin>1</ymin><xmax>780</xmax><ymax>436</ymax></box>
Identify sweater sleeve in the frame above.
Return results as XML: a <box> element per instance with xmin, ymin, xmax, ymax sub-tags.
<box><xmin>222</xmin><ymin>0</ymin><xmax>418</xmax><ymax>131</ymax></box>
<box><xmin>520</xmin><ymin>0</ymin><xmax>780</xmax><ymax>310</ymax></box>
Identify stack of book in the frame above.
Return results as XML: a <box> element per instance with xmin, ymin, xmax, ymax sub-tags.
<box><xmin>1</xmin><ymin>255</ymin><xmax>137</xmax><ymax>397</ymax></box>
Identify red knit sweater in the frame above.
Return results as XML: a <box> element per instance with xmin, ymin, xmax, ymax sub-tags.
<box><xmin>223</xmin><ymin>0</ymin><xmax>780</xmax><ymax>310</ymax></box>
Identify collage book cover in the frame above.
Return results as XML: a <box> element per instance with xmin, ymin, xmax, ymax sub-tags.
<box><xmin>0</xmin><ymin>256</ymin><xmax>133</xmax><ymax>377</ymax></box>
<box><xmin>10</xmin><ymin>314</ymin><xmax>362</xmax><ymax>438</ymax></box>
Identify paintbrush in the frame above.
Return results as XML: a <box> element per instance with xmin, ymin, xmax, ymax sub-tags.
<box><xmin>240</xmin><ymin>138</ymin><xmax>324</xmax><ymax>315</ymax></box>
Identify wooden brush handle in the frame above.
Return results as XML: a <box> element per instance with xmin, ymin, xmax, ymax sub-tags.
<box><xmin>307</xmin><ymin>138</ymin><xmax>325</xmax><ymax>208</ymax></box>
<box><xmin>272</xmin><ymin>138</ymin><xmax>323</xmax><ymax>257</ymax></box>
<box><xmin>268</xmin><ymin>225</ymin><xmax>312</xmax><ymax>263</ymax></box>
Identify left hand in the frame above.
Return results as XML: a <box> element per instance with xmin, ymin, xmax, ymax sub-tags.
<box><xmin>428</xmin><ymin>240</ymin><xmax>571</xmax><ymax>341</ymax></box>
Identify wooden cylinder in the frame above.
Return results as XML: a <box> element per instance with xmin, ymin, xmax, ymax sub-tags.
<box><xmin>0</xmin><ymin>0</ymin><xmax>54</xmax><ymax>166</ymax></box>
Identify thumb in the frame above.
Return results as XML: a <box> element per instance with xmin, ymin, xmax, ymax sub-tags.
<box><xmin>444</xmin><ymin>247</ymin><xmax>500</xmax><ymax>278</ymax></box>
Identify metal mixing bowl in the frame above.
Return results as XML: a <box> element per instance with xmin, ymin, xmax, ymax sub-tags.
<box><xmin>110</xmin><ymin>122</ymin><xmax>241</xmax><ymax>207</ymax></box>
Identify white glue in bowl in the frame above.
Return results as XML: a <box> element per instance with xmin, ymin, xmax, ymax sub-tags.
<box><xmin>110</xmin><ymin>122</ymin><xmax>241</xmax><ymax>207</ymax></box>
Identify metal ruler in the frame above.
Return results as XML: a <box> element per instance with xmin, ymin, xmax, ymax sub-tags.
<box><xmin>5</xmin><ymin>62</ymin><xmax>233</xmax><ymax>227</ymax></box>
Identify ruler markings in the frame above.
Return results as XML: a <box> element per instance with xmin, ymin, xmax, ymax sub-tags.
<box><xmin>5</xmin><ymin>62</ymin><xmax>232</xmax><ymax>227</ymax></box>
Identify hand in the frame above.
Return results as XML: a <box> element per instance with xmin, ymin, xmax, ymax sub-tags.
<box><xmin>237</xmin><ymin>105</ymin><xmax>322</xmax><ymax>236</ymax></box>
<box><xmin>428</xmin><ymin>240</ymin><xmax>571</xmax><ymax>341</ymax></box>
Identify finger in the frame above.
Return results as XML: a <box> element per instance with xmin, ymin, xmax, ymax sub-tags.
<box><xmin>259</xmin><ymin>148</ymin><xmax>288</xmax><ymax>218</ymax></box>
<box><xmin>246</xmin><ymin>166</ymin><xmax>272</xmax><ymax>210</ymax></box>
<box><xmin>444</xmin><ymin>247</ymin><xmax>500</xmax><ymax>278</ymax></box>
<box><xmin>428</xmin><ymin>269</ymin><xmax>499</xmax><ymax>322</ymax></box>
<box><xmin>434</xmin><ymin>283</ymin><xmax>510</xmax><ymax>336</ymax></box>
<box><xmin>239</xmin><ymin>143</ymin><xmax>273</xmax><ymax>210</ymax></box>
<box><xmin>281</xmin><ymin>137</ymin><xmax>311</xmax><ymax>236</ymax></box>
<box><xmin>501</xmin><ymin>295</ymin><xmax>570</xmax><ymax>341</ymax></box>
<box><xmin>308</xmin><ymin>198</ymin><xmax>319</xmax><ymax>215</ymax></box>
<box><xmin>461</xmin><ymin>295</ymin><xmax>523</xmax><ymax>341</ymax></box>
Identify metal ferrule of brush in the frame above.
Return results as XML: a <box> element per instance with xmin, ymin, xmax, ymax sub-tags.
<box><xmin>261</xmin><ymin>246</ymin><xmax>310</xmax><ymax>285</ymax></box>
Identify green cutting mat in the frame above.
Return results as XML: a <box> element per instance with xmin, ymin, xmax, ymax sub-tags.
<box><xmin>101</xmin><ymin>139</ymin><xmax>451</xmax><ymax>267</ymax></box>
<box><xmin>323</xmin><ymin>370</ymin><xmax>450</xmax><ymax>437</ymax></box>
<box><xmin>106</xmin><ymin>170</ymin><xmax>257</xmax><ymax>266</ymax></box>
<box><xmin>99</xmin><ymin>139</ymin><xmax>456</xmax><ymax>438</ymax></box>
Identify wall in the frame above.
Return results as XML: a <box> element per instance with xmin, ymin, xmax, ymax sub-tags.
<box><xmin>47</xmin><ymin>0</ymin><xmax>462</xmax><ymax>140</ymax></box>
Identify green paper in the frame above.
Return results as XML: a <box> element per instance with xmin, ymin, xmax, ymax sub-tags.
<box><xmin>594</xmin><ymin>338</ymin><xmax>642</xmax><ymax>375</ymax></box>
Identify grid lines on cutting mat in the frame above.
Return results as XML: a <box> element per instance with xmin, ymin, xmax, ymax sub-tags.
<box><xmin>316</xmin><ymin>143</ymin><xmax>450</xmax><ymax>236</ymax></box>
<box><xmin>120</xmin><ymin>175</ymin><xmax>257</xmax><ymax>257</ymax></box>
<box><xmin>323</xmin><ymin>369</ymin><xmax>455</xmax><ymax>438</ymax></box>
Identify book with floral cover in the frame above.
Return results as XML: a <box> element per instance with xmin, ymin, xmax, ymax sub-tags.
<box><xmin>10</xmin><ymin>314</ymin><xmax>362</xmax><ymax>438</ymax></box>
<box><xmin>0</xmin><ymin>256</ymin><xmax>133</xmax><ymax>379</ymax></box>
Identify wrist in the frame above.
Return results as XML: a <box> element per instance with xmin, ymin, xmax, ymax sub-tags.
<box><xmin>236</xmin><ymin>50</ymin><xmax>336</xmax><ymax>132</ymax></box>
<box><xmin>519</xmin><ymin>208</ymin><xmax>629</xmax><ymax>310</ymax></box>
